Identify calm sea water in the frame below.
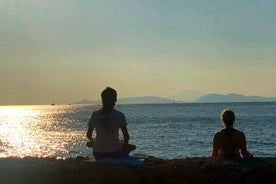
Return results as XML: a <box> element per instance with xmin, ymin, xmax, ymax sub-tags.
<box><xmin>0</xmin><ymin>102</ymin><xmax>275</xmax><ymax>159</ymax></box>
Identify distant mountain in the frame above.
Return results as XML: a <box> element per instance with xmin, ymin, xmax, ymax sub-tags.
<box><xmin>117</xmin><ymin>96</ymin><xmax>174</xmax><ymax>104</ymax></box>
<box><xmin>74</xmin><ymin>93</ymin><xmax>276</xmax><ymax>105</ymax></box>
<box><xmin>74</xmin><ymin>96</ymin><xmax>175</xmax><ymax>105</ymax></box>
<box><xmin>196</xmin><ymin>93</ymin><xmax>276</xmax><ymax>103</ymax></box>
<box><xmin>171</xmin><ymin>90</ymin><xmax>206</xmax><ymax>102</ymax></box>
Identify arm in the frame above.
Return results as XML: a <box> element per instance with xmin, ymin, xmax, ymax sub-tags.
<box><xmin>240</xmin><ymin>133</ymin><xmax>253</xmax><ymax>158</ymax></box>
<box><xmin>121</xmin><ymin>125</ymin><xmax>129</xmax><ymax>144</ymax></box>
<box><xmin>87</xmin><ymin>112</ymin><xmax>96</xmax><ymax>142</ymax></box>
<box><xmin>211</xmin><ymin>133</ymin><xmax>219</xmax><ymax>158</ymax></box>
<box><xmin>86</xmin><ymin>127</ymin><xmax>94</xmax><ymax>142</ymax></box>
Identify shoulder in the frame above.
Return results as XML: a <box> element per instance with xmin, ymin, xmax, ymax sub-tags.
<box><xmin>216</xmin><ymin>129</ymin><xmax>226</xmax><ymax>135</ymax></box>
<box><xmin>92</xmin><ymin>109</ymin><xmax>102</xmax><ymax>116</ymax></box>
<box><xmin>232</xmin><ymin>129</ymin><xmax>246</xmax><ymax>141</ymax></box>
<box><xmin>112</xmin><ymin>109</ymin><xmax>125</xmax><ymax>117</ymax></box>
<box><xmin>90</xmin><ymin>109</ymin><xmax>103</xmax><ymax>119</ymax></box>
<box><xmin>213</xmin><ymin>131</ymin><xmax>223</xmax><ymax>144</ymax></box>
<box><xmin>112</xmin><ymin>109</ymin><xmax>127</xmax><ymax>123</ymax></box>
<box><xmin>214</xmin><ymin>130</ymin><xmax>223</xmax><ymax>138</ymax></box>
<box><xmin>88</xmin><ymin>110</ymin><xmax>102</xmax><ymax>127</ymax></box>
<box><xmin>233</xmin><ymin>129</ymin><xmax>245</xmax><ymax>136</ymax></box>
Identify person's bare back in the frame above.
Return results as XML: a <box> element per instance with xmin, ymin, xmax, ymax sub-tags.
<box><xmin>212</xmin><ymin>109</ymin><xmax>252</xmax><ymax>158</ymax></box>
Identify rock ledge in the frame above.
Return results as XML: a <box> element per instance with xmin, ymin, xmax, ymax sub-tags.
<box><xmin>0</xmin><ymin>157</ymin><xmax>275</xmax><ymax>183</ymax></box>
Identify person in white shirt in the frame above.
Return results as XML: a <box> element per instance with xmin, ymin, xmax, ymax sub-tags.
<box><xmin>86</xmin><ymin>87</ymin><xmax>135</xmax><ymax>160</ymax></box>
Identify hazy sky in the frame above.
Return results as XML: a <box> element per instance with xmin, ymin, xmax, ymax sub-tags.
<box><xmin>0</xmin><ymin>0</ymin><xmax>275</xmax><ymax>105</ymax></box>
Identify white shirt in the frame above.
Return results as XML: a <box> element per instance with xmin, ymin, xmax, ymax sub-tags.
<box><xmin>88</xmin><ymin>108</ymin><xmax>127</xmax><ymax>152</ymax></box>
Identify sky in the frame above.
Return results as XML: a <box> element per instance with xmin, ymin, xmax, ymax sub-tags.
<box><xmin>0</xmin><ymin>0</ymin><xmax>275</xmax><ymax>105</ymax></box>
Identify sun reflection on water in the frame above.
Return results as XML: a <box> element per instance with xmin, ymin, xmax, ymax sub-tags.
<box><xmin>0</xmin><ymin>106</ymin><xmax>83</xmax><ymax>158</ymax></box>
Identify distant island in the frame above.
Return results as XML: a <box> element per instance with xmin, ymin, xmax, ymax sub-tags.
<box><xmin>74</xmin><ymin>93</ymin><xmax>276</xmax><ymax>105</ymax></box>
<box><xmin>196</xmin><ymin>93</ymin><xmax>276</xmax><ymax>103</ymax></box>
<box><xmin>74</xmin><ymin>96</ymin><xmax>175</xmax><ymax>105</ymax></box>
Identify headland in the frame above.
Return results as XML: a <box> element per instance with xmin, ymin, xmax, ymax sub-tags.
<box><xmin>0</xmin><ymin>156</ymin><xmax>275</xmax><ymax>184</ymax></box>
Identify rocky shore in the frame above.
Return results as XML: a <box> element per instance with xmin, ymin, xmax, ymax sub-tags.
<box><xmin>0</xmin><ymin>156</ymin><xmax>275</xmax><ymax>184</ymax></box>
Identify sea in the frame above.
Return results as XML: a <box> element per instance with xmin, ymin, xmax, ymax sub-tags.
<box><xmin>0</xmin><ymin>102</ymin><xmax>275</xmax><ymax>159</ymax></box>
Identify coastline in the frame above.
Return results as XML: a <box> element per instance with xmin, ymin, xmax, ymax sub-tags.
<box><xmin>0</xmin><ymin>156</ymin><xmax>275</xmax><ymax>184</ymax></box>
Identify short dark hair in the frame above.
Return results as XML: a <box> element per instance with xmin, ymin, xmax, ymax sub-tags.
<box><xmin>221</xmin><ymin>109</ymin><xmax>236</xmax><ymax>125</ymax></box>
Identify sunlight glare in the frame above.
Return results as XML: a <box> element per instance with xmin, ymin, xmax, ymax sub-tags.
<box><xmin>0</xmin><ymin>106</ymin><xmax>70</xmax><ymax>158</ymax></box>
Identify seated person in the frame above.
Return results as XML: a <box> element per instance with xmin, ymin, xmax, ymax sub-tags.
<box><xmin>86</xmin><ymin>87</ymin><xmax>135</xmax><ymax>160</ymax></box>
<box><xmin>211</xmin><ymin>109</ymin><xmax>252</xmax><ymax>158</ymax></box>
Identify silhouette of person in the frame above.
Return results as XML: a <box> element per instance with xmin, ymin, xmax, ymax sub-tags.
<box><xmin>212</xmin><ymin>109</ymin><xmax>253</xmax><ymax>158</ymax></box>
<box><xmin>86</xmin><ymin>87</ymin><xmax>135</xmax><ymax>160</ymax></box>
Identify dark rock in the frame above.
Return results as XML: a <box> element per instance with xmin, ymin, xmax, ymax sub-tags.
<box><xmin>0</xmin><ymin>157</ymin><xmax>275</xmax><ymax>184</ymax></box>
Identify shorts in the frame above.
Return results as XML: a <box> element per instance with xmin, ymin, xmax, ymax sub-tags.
<box><xmin>93</xmin><ymin>144</ymin><xmax>136</xmax><ymax>160</ymax></box>
<box><xmin>93</xmin><ymin>149</ymin><xmax>128</xmax><ymax>160</ymax></box>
